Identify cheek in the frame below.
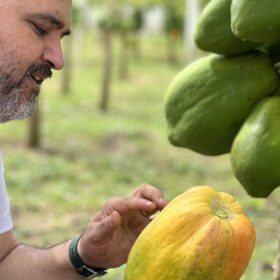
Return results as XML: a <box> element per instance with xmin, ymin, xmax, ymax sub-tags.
<box><xmin>2</xmin><ymin>23</ymin><xmax>45</xmax><ymax>66</ymax></box>
<box><xmin>17</xmin><ymin>33</ymin><xmax>45</xmax><ymax>63</ymax></box>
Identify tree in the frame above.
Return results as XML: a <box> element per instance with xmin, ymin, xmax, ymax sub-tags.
<box><xmin>98</xmin><ymin>0</ymin><xmax>119</xmax><ymax>111</ymax></box>
<box><xmin>117</xmin><ymin>6</ymin><xmax>144</xmax><ymax>79</ymax></box>
<box><xmin>61</xmin><ymin>5</ymin><xmax>80</xmax><ymax>94</ymax></box>
<box><xmin>94</xmin><ymin>0</ymin><xmax>144</xmax><ymax>109</ymax></box>
<box><xmin>164</xmin><ymin>4</ymin><xmax>184</xmax><ymax>64</ymax></box>
<box><xmin>28</xmin><ymin>98</ymin><xmax>41</xmax><ymax>148</ymax></box>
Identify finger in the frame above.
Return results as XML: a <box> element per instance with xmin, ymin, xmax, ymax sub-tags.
<box><xmin>91</xmin><ymin>197</ymin><xmax>156</xmax><ymax>223</ymax></box>
<box><xmin>107</xmin><ymin>197</ymin><xmax>157</xmax><ymax>214</ymax></box>
<box><xmin>140</xmin><ymin>207</ymin><xmax>160</xmax><ymax>218</ymax></box>
<box><xmin>91</xmin><ymin>211</ymin><xmax>121</xmax><ymax>245</ymax></box>
<box><xmin>131</xmin><ymin>183</ymin><xmax>167</xmax><ymax>210</ymax></box>
<box><xmin>110</xmin><ymin>211</ymin><xmax>121</xmax><ymax>228</ymax></box>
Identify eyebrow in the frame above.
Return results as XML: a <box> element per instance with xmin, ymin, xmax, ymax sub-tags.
<box><xmin>26</xmin><ymin>13</ymin><xmax>71</xmax><ymax>37</ymax></box>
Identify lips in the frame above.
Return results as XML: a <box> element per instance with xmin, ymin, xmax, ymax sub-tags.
<box><xmin>15</xmin><ymin>64</ymin><xmax>52</xmax><ymax>92</ymax></box>
<box><xmin>30</xmin><ymin>71</ymin><xmax>49</xmax><ymax>86</ymax></box>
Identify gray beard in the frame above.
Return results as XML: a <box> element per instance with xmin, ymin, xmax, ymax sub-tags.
<box><xmin>0</xmin><ymin>67</ymin><xmax>37</xmax><ymax>123</ymax></box>
<box><xmin>0</xmin><ymin>87</ymin><xmax>36</xmax><ymax>123</ymax></box>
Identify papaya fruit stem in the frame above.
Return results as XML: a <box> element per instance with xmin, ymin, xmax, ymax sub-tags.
<box><xmin>212</xmin><ymin>203</ymin><xmax>230</xmax><ymax>220</ymax></box>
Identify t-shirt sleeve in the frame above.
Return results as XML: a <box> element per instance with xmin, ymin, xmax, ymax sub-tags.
<box><xmin>0</xmin><ymin>155</ymin><xmax>13</xmax><ymax>234</ymax></box>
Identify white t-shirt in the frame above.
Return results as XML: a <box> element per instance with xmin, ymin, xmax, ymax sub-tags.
<box><xmin>0</xmin><ymin>154</ymin><xmax>13</xmax><ymax>234</ymax></box>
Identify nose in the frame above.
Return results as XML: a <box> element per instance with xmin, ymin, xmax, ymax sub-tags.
<box><xmin>41</xmin><ymin>38</ymin><xmax>65</xmax><ymax>70</ymax></box>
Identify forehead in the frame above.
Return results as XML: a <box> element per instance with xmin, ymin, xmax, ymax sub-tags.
<box><xmin>0</xmin><ymin>0</ymin><xmax>72</xmax><ymax>26</ymax></box>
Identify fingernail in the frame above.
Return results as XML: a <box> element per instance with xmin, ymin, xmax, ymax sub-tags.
<box><xmin>109</xmin><ymin>214</ymin><xmax>113</xmax><ymax>225</ymax></box>
<box><xmin>159</xmin><ymin>198</ymin><xmax>167</xmax><ymax>204</ymax></box>
<box><xmin>145</xmin><ymin>201</ymin><xmax>154</xmax><ymax>206</ymax></box>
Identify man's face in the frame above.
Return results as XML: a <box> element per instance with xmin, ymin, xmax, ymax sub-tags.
<box><xmin>0</xmin><ymin>0</ymin><xmax>72</xmax><ymax>123</ymax></box>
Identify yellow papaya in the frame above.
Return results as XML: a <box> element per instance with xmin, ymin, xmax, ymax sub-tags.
<box><xmin>194</xmin><ymin>0</ymin><xmax>259</xmax><ymax>55</ymax></box>
<box><xmin>125</xmin><ymin>186</ymin><xmax>256</xmax><ymax>280</ymax></box>
<box><xmin>231</xmin><ymin>0</ymin><xmax>280</xmax><ymax>43</ymax></box>
<box><xmin>164</xmin><ymin>51</ymin><xmax>279</xmax><ymax>156</ymax></box>
<box><xmin>231</xmin><ymin>96</ymin><xmax>280</xmax><ymax>197</ymax></box>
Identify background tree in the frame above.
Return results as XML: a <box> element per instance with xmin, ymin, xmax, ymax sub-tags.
<box><xmin>117</xmin><ymin>5</ymin><xmax>144</xmax><ymax>79</ymax></box>
<box><xmin>28</xmin><ymin>99</ymin><xmax>41</xmax><ymax>148</ymax></box>
<box><xmin>61</xmin><ymin>5</ymin><xmax>80</xmax><ymax>94</ymax></box>
<box><xmin>128</xmin><ymin>7</ymin><xmax>144</xmax><ymax>59</ymax></box>
<box><xmin>98</xmin><ymin>0</ymin><xmax>119</xmax><ymax>111</ymax></box>
<box><xmin>164</xmin><ymin>5</ymin><xmax>184</xmax><ymax>64</ymax></box>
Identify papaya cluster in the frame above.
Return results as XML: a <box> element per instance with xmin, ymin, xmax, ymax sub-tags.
<box><xmin>164</xmin><ymin>0</ymin><xmax>280</xmax><ymax>198</ymax></box>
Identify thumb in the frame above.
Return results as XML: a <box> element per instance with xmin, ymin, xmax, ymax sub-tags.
<box><xmin>92</xmin><ymin>211</ymin><xmax>121</xmax><ymax>245</ymax></box>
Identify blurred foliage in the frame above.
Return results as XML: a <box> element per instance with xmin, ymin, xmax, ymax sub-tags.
<box><xmin>129</xmin><ymin>8</ymin><xmax>143</xmax><ymax>32</ymax></box>
<box><xmin>98</xmin><ymin>7</ymin><xmax>143</xmax><ymax>34</ymax></box>
<box><xmin>93</xmin><ymin>0</ymin><xmax>184</xmax><ymax>38</ymax></box>
<box><xmin>163</xmin><ymin>5</ymin><xmax>184</xmax><ymax>35</ymax></box>
<box><xmin>72</xmin><ymin>5</ymin><xmax>80</xmax><ymax>27</ymax></box>
<box><xmin>98</xmin><ymin>12</ymin><xmax>121</xmax><ymax>32</ymax></box>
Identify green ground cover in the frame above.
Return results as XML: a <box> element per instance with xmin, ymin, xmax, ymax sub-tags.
<box><xmin>0</xmin><ymin>33</ymin><xmax>278</xmax><ymax>279</ymax></box>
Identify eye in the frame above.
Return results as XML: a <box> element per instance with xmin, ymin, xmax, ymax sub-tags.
<box><xmin>32</xmin><ymin>22</ymin><xmax>48</xmax><ymax>37</ymax></box>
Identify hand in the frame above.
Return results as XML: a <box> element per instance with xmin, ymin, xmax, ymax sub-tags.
<box><xmin>77</xmin><ymin>183</ymin><xmax>167</xmax><ymax>269</ymax></box>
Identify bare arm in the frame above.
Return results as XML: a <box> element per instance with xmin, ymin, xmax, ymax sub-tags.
<box><xmin>0</xmin><ymin>231</ymin><xmax>84</xmax><ymax>280</ymax></box>
<box><xmin>0</xmin><ymin>184</ymin><xmax>167</xmax><ymax>279</ymax></box>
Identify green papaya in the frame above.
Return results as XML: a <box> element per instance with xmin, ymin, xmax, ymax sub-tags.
<box><xmin>231</xmin><ymin>0</ymin><xmax>280</xmax><ymax>43</ymax></box>
<box><xmin>200</xmin><ymin>0</ymin><xmax>212</xmax><ymax>7</ymax></box>
<box><xmin>194</xmin><ymin>0</ymin><xmax>259</xmax><ymax>55</ymax></box>
<box><xmin>231</xmin><ymin>97</ymin><xmax>280</xmax><ymax>197</ymax></box>
<box><xmin>164</xmin><ymin>51</ymin><xmax>279</xmax><ymax>156</ymax></box>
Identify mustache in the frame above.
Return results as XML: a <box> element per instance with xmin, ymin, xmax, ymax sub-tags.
<box><xmin>16</xmin><ymin>63</ymin><xmax>52</xmax><ymax>88</ymax></box>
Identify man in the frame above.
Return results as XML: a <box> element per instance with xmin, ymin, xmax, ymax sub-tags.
<box><xmin>0</xmin><ymin>0</ymin><xmax>167</xmax><ymax>279</ymax></box>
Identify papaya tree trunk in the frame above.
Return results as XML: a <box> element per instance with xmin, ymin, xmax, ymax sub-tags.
<box><xmin>100</xmin><ymin>29</ymin><xmax>113</xmax><ymax>111</ymax></box>
<box><xmin>166</xmin><ymin>31</ymin><xmax>179</xmax><ymax>64</ymax></box>
<box><xmin>119</xmin><ymin>32</ymin><xmax>129</xmax><ymax>80</ymax></box>
<box><xmin>28</xmin><ymin>98</ymin><xmax>40</xmax><ymax>148</ymax></box>
<box><xmin>62</xmin><ymin>36</ymin><xmax>73</xmax><ymax>94</ymax></box>
<box><xmin>131</xmin><ymin>34</ymin><xmax>142</xmax><ymax>60</ymax></box>
<box><xmin>274</xmin><ymin>212</ymin><xmax>280</xmax><ymax>280</ymax></box>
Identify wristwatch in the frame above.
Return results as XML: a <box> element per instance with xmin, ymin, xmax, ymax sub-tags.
<box><xmin>69</xmin><ymin>235</ymin><xmax>107</xmax><ymax>278</ymax></box>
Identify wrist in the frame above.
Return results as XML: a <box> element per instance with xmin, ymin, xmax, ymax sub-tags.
<box><xmin>69</xmin><ymin>235</ymin><xmax>107</xmax><ymax>278</ymax></box>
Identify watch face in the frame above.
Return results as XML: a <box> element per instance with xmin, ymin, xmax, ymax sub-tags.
<box><xmin>77</xmin><ymin>265</ymin><xmax>107</xmax><ymax>278</ymax></box>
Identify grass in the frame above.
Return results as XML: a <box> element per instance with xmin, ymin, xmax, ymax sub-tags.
<box><xmin>0</xmin><ymin>31</ymin><xmax>279</xmax><ymax>279</ymax></box>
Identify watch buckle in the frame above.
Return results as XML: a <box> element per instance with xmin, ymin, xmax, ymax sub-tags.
<box><xmin>77</xmin><ymin>265</ymin><xmax>98</xmax><ymax>278</ymax></box>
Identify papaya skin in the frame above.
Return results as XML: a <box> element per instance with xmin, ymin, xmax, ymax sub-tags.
<box><xmin>125</xmin><ymin>186</ymin><xmax>256</xmax><ymax>280</ymax></box>
<box><xmin>231</xmin><ymin>0</ymin><xmax>280</xmax><ymax>43</ymax></box>
<box><xmin>231</xmin><ymin>97</ymin><xmax>280</xmax><ymax>198</ymax></box>
<box><xmin>194</xmin><ymin>0</ymin><xmax>259</xmax><ymax>55</ymax></box>
<box><xmin>164</xmin><ymin>51</ymin><xmax>279</xmax><ymax>156</ymax></box>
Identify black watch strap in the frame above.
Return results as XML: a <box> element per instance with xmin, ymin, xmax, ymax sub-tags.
<box><xmin>69</xmin><ymin>235</ymin><xmax>107</xmax><ymax>278</ymax></box>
